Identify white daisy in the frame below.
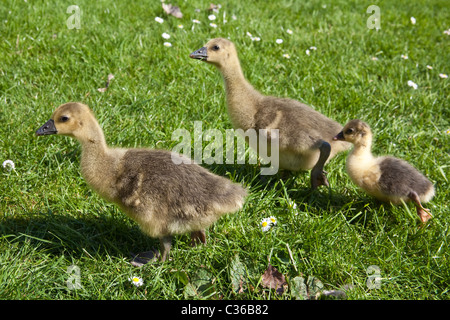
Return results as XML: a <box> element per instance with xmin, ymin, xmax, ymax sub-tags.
<box><xmin>439</xmin><ymin>73</ymin><xmax>448</xmax><ymax>79</ymax></box>
<box><xmin>410</xmin><ymin>17</ymin><xmax>416</xmax><ymax>25</ymax></box>
<box><xmin>2</xmin><ymin>160</ymin><xmax>15</xmax><ymax>171</ymax></box>
<box><xmin>276</xmin><ymin>39</ymin><xmax>283</xmax><ymax>44</ymax></box>
<box><xmin>407</xmin><ymin>80</ymin><xmax>418</xmax><ymax>90</ymax></box>
<box><xmin>260</xmin><ymin>218</ymin><xmax>271</xmax><ymax>232</ymax></box>
<box><xmin>163</xmin><ymin>42</ymin><xmax>172</xmax><ymax>47</ymax></box>
<box><xmin>192</xmin><ymin>19</ymin><xmax>201</xmax><ymax>24</ymax></box>
<box><xmin>208</xmin><ymin>14</ymin><xmax>216</xmax><ymax>21</ymax></box>
<box><xmin>282</xmin><ymin>53</ymin><xmax>291</xmax><ymax>59</ymax></box>
<box><xmin>155</xmin><ymin>17</ymin><xmax>164</xmax><ymax>24</ymax></box>
<box><xmin>162</xmin><ymin>32</ymin><xmax>170</xmax><ymax>39</ymax></box>
<box><xmin>129</xmin><ymin>276</ymin><xmax>143</xmax><ymax>287</ymax></box>
<box><xmin>443</xmin><ymin>29</ymin><xmax>450</xmax><ymax>35</ymax></box>
<box><xmin>177</xmin><ymin>24</ymin><xmax>184</xmax><ymax>29</ymax></box>
<box><xmin>268</xmin><ymin>216</ymin><xmax>277</xmax><ymax>226</ymax></box>
<box><xmin>401</xmin><ymin>54</ymin><xmax>408</xmax><ymax>60</ymax></box>
<box><xmin>306</xmin><ymin>49</ymin><xmax>310</xmax><ymax>56</ymax></box>
<box><xmin>209</xmin><ymin>23</ymin><xmax>217</xmax><ymax>28</ymax></box>
<box><xmin>286</xmin><ymin>29</ymin><xmax>293</xmax><ymax>34</ymax></box>
<box><xmin>309</xmin><ymin>46</ymin><xmax>317</xmax><ymax>50</ymax></box>
<box><xmin>426</xmin><ymin>65</ymin><xmax>433</xmax><ymax>70</ymax></box>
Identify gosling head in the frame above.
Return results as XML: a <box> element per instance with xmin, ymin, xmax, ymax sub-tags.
<box><xmin>36</xmin><ymin>102</ymin><xmax>96</xmax><ymax>140</ymax></box>
<box><xmin>333</xmin><ymin>119</ymin><xmax>372</xmax><ymax>146</ymax></box>
<box><xmin>189</xmin><ymin>38</ymin><xmax>238</xmax><ymax>68</ymax></box>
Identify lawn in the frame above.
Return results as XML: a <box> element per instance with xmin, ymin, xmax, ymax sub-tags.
<box><xmin>0</xmin><ymin>0</ymin><xmax>449</xmax><ymax>300</ymax></box>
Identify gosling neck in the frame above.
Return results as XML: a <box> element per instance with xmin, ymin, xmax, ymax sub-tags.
<box><xmin>76</xmin><ymin>119</ymin><xmax>110</xmax><ymax>178</ymax></box>
<box><xmin>217</xmin><ymin>57</ymin><xmax>261</xmax><ymax>103</ymax></box>
<box><xmin>349</xmin><ymin>137</ymin><xmax>373</xmax><ymax>159</ymax></box>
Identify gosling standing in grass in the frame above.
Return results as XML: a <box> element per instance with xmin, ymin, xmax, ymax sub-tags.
<box><xmin>333</xmin><ymin>119</ymin><xmax>435</xmax><ymax>223</ymax></box>
<box><xmin>36</xmin><ymin>102</ymin><xmax>247</xmax><ymax>261</ymax></box>
<box><xmin>190</xmin><ymin>38</ymin><xmax>350</xmax><ymax>189</ymax></box>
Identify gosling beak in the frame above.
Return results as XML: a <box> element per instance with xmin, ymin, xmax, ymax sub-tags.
<box><xmin>36</xmin><ymin>119</ymin><xmax>57</xmax><ymax>136</ymax></box>
<box><xmin>333</xmin><ymin>131</ymin><xmax>345</xmax><ymax>141</ymax></box>
<box><xmin>189</xmin><ymin>46</ymin><xmax>208</xmax><ymax>61</ymax></box>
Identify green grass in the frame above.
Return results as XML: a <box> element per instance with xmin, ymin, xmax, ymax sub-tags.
<box><xmin>0</xmin><ymin>0</ymin><xmax>449</xmax><ymax>300</ymax></box>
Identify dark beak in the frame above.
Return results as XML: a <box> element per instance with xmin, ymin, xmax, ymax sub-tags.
<box><xmin>189</xmin><ymin>46</ymin><xmax>208</xmax><ymax>61</ymax></box>
<box><xmin>333</xmin><ymin>131</ymin><xmax>345</xmax><ymax>141</ymax></box>
<box><xmin>36</xmin><ymin>119</ymin><xmax>57</xmax><ymax>136</ymax></box>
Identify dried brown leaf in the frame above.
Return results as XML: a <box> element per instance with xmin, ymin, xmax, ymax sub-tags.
<box><xmin>261</xmin><ymin>263</ymin><xmax>287</xmax><ymax>295</ymax></box>
<box><xmin>97</xmin><ymin>73</ymin><xmax>114</xmax><ymax>92</ymax></box>
<box><xmin>162</xmin><ymin>3</ymin><xmax>183</xmax><ymax>18</ymax></box>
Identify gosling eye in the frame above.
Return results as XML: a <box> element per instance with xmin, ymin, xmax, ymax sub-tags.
<box><xmin>60</xmin><ymin>116</ymin><xmax>69</xmax><ymax>122</ymax></box>
<box><xmin>345</xmin><ymin>128</ymin><xmax>354</xmax><ymax>135</ymax></box>
<box><xmin>212</xmin><ymin>45</ymin><xmax>220</xmax><ymax>51</ymax></box>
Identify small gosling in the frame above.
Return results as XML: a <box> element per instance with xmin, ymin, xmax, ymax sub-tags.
<box><xmin>333</xmin><ymin>119</ymin><xmax>435</xmax><ymax>223</ymax></box>
<box><xmin>190</xmin><ymin>38</ymin><xmax>350</xmax><ymax>189</ymax></box>
<box><xmin>36</xmin><ymin>102</ymin><xmax>247</xmax><ymax>261</ymax></box>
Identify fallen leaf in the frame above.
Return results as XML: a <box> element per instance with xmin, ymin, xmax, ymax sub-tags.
<box><xmin>230</xmin><ymin>254</ymin><xmax>247</xmax><ymax>293</ymax></box>
<box><xmin>306</xmin><ymin>275</ymin><xmax>324</xmax><ymax>299</ymax></box>
<box><xmin>184</xmin><ymin>268</ymin><xmax>216</xmax><ymax>299</ymax></box>
<box><xmin>290</xmin><ymin>276</ymin><xmax>308</xmax><ymax>300</ymax></box>
<box><xmin>208</xmin><ymin>3</ymin><xmax>221</xmax><ymax>12</ymax></box>
<box><xmin>129</xmin><ymin>249</ymin><xmax>159</xmax><ymax>266</ymax></box>
<box><xmin>97</xmin><ymin>73</ymin><xmax>114</xmax><ymax>92</ymax></box>
<box><xmin>320</xmin><ymin>289</ymin><xmax>347</xmax><ymax>299</ymax></box>
<box><xmin>261</xmin><ymin>263</ymin><xmax>287</xmax><ymax>295</ymax></box>
<box><xmin>162</xmin><ymin>3</ymin><xmax>183</xmax><ymax>18</ymax></box>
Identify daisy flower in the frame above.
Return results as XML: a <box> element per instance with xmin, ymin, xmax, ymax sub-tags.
<box><xmin>210</xmin><ymin>23</ymin><xmax>217</xmax><ymax>28</ymax></box>
<box><xmin>371</xmin><ymin>56</ymin><xmax>379</xmax><ymax>61</ymax></box>
<box><xmin>305</xmin><ymin>49</ymin><xmax>310</xmax><ymax>56</ymax></box>
<box><xmin>309</xmin><ymin>46</ymin><xmax>317</xmax><ymax>50</ymax></box>
<box><xmin>439</xmin><ymin>73</ymin><xmax>448</xmax><ymax>79</ymax></box>
<box><xmin>407</xmin><ymin>80</ymin><xmax>418</xmax><ymax>90</ymax></box>
<box><xmin>276</xmin><ymin>39</ymin><xmax>283</xmax><ymax>44</ymax></box>
<box><xmin>282</xmin><ymin>53</ymin><xmax>291</xmax><ymax>59</ymax></box>
<box><xmin>286</xmin><ymin>29</ymin><xmax>293</xmax><ymax>34</ymax></box>
<box><xmin>410</xmin><ymin>17</ymin><xmax>416</xmax><ymax>25</ymax></box>
<box><xmin>162</xmin><ymin>32</ymin><xmax>170</xmax><ymax>39</ymax></box>
<box><xmin>155</xmin><ymin>17</ymin><xmax>164</xmax><ymax>24</ymax></box>
<box><xmin>208</xmin><ymin>14</ymin><xmax>216</xmax><ymax>21</ymax></box>
<box><xmin>287</xmin><ymin>201</ymin><xmax>297</xmax><ymax>210</ymax></box>
<box><xmin>443</xmin><ymin>29</ymin><xmax>450</xmax><ymax>35</ymax></box>
<box><xmin>446</xmin><ymin>129</ymin><xmax>450</xmax><ymax>135</ymax></box>
<box><xmin>129</xmin><ymin>276</ymin><xmax>144</xmax><ymax>287</ymax></box>
<box><xmin>426</xmin><ymin>65</ymin><xmax>433</xmax><ymax>70</ymax></box>
<box><xmin>268</xmin><ymin>216</ymin><xmax>277</xmax><ymax>226</ymax></box>
<box><xmin>177</xmin><ymin>24</ymin><xmax>184</xmax><ymax>29</ymax></box>
<box><xmin>401</xmin><ymin>54</ymin><xmax>408</xmax><ymax>60</ymax></box>
<box><xmin>260</xmin><ymin>218</ymin><xmax>271</xmax><ymax>232</ymax></box>
<box><xmin>163</xmin><ymin>42</ymin><xmax>172</xmax><ymax>47</ymax></box>
<box><xmin>2</xmin><ymin>160</ymin><xmax>15</xmax><ymax>171</ymax></box>
<box><xmin>192</xmin><ymin>19</ymin><xmax>201</xmax><ymax>24</ymax></box>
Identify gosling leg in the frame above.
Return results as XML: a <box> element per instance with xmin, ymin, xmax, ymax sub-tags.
<box><xmin>191</xmin><ymin>230</ymin><xmax>206</xmax><ymax>246</ymax></box>
<box><xmin>408</xmin><ymin>191</ymin><xmax>433</xmax><ymax>223</ymax></box>
<box><xmin>311</xmin><ymin>140</ymin><xmax>331</xmax><ymax>189</ymax></box>
<box><xmin>159</xmin><ymin>235</ymin><xmax>172</xmax><ymax>262</ymax></box>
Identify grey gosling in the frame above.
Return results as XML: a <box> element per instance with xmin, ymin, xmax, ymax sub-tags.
<box><xmin>333</xmin><ymin>119</ymin><xmax>435</xmax><ymax>223</ymax></box>
<box><xmin>36</xmin><ymin>102</ymin><xmax>247</xmax><ymax>261</ymax></box>
<box><xmin>190</xmin><ymin>38</ymin><xmax>350</xmax><ymax>189</ymax></box>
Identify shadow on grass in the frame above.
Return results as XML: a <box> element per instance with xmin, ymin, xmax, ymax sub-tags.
<box><xmin>204</xmin><ymin>162</ymin><xmax>422</xmax><ymax>231</ymax></box>
<box><xmin>204</xmin><ymin>162</ymin><xmax>357</xmax><ymax>212</ymax></box>
<box><xmin>0</xmin><ymin>209</ymin><xmax>157</xmax><ymax>260</ymax></box>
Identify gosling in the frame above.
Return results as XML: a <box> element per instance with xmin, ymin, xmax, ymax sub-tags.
<box><xmin>36</xmin><ymin>102</ymin><xmax>247</xmax><ymax>261</ymax></box>
<box><xmin>333</xmin><ymin>119</ymin><xmax>435</xmax><ymax>223</ymax></box>
<box><xmin>190</xmin><ymin>38</ymin><xmax>350</xmax><ymax>189</ymax></box>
